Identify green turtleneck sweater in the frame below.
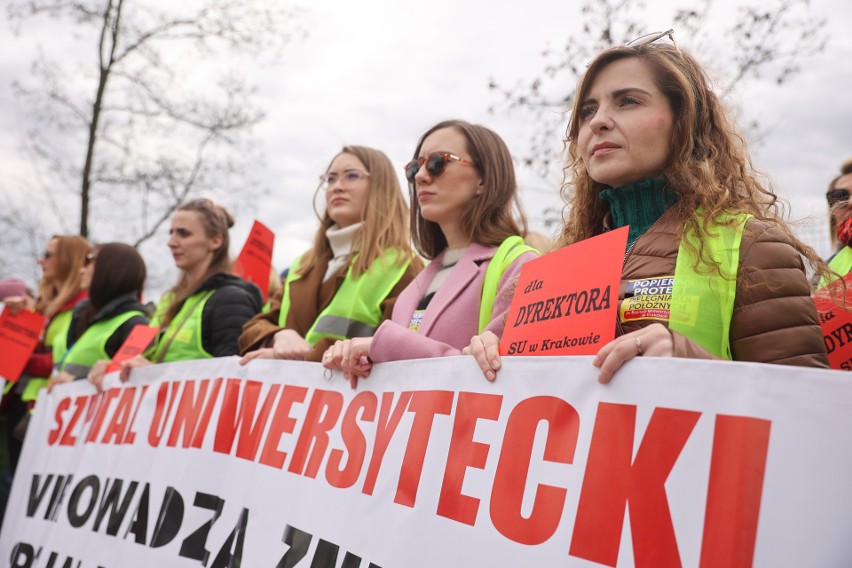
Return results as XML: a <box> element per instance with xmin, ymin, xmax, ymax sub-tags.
<box><xmin>600</xmin><ymin>177</ymin><xmax>679</xmax><ymax>251</ymax></box>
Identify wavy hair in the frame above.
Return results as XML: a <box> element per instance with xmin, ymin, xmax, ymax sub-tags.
<box><xmin>37</xmin><ymin>235</ymin><xmax>90</xmax><ymax>318</ymax></box>
<box><xmin>300</xmin><ymin>145</ymin><xmax>417</xmax><ymax>277</ymax></box>
<box><xmin>409</xmin><ymin>120</ymin><xmax>527</xmax><ymax>259</ymax></box>
<box><xmin>558</xmin><ymin>43</ymin><xmax>828</xmax><ymax>281</ymax></box>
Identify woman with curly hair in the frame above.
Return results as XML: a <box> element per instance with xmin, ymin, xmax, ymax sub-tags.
<box><xmin>466</xmin><ymin>34</ymin><xmax>828</xmax><ymax>383</ymax></box>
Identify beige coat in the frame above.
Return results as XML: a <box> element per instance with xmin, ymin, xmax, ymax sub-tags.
<box><xmin>238</xmin><ymin>251</ymin><xmax>420</xmax><ymax>362</ymax></box>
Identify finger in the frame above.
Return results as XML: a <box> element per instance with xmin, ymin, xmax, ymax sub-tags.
<box><xmin>470</xmin><ymin>338</ymin><xmax>496</xmax><ymax>381</ymax></box>
<box><xmin>595</xmin><ymin>339</ymin><xmax>639</xmax><ymax>384</ymax></box>
<box><xmin>482</xmin><ymin>332</ymin><xmax>502</xmax><ymax>370</ymax></box>
<box><xmin>238</xmin><ymin>351</ymin><xmax>257</xmax><ymax>365</ymax></box>
<box><xmin>120</xmin><ymin>361</ymin><xmax>133</xmax><ymax>383</ymax></box>
<box><xmin>326</xmin><ymin>342</ymin><xmax>344</xmax><ymax>369</ymax></box>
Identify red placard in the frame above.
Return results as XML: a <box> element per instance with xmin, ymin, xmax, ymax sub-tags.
<box><xmin>0</xmin><ymin>306</ymin><xmax>46</xmax><ymax>382</ymax></box>
<box><xmin>105</xmin><ymin>324</ymin><xmax>160</xmax><ymax>374</ymax></box>
<box><xmin>814</xmin><ymin>276</ymin><xmax>852</xmax><ymax>370</ymax></box>
<box><xmin>500</xmin><ymin>227</ymin><xmax>628</xmax><ymax>356</ymax></box>
<box><xmin>233</xmin><ymin>220</ymin><xmax>275</xmax><ymax>302</ymax></box>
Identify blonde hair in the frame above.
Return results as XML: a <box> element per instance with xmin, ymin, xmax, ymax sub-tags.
<box><xmin>37</xmin><ymin>235</ymin><xmax>90</xmax><ymax>318</ymax></box>
<box><xmin>558</xmin><ymin>43</ymin><xmax>828</xmax><ymax>281</ymax></box>
<box><xmin>409</xmin><ymin>120</ymin><xmax>528</xmax><ymax>259</ymax></box>
<box><xmin>300</xmin><ymin>146</ymin><xmax>417</xmax><ymax>277</ymax></box>
<box><xmin>163</xmin><ymin>198</ymin><xmax>235</xmax><ymax>327</ymax></box>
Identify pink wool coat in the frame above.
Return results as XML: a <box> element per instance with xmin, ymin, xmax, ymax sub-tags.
<box><xmin>369</xmin><ymin>242</ymin><xmax>538</xmax><ymax>363</ymax></box>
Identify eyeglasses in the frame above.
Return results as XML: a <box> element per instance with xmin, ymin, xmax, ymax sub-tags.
<box><xmin>626</xmin><ymin>28</ymin><xmax>679</xmax><ymax>51</ymax></box>
<box><xmin>404</xmin><ymin>153</ymin><xmax>476</xmax><ymax>183</ymax></box>
<box><xmin>40</xmin><ymin>251</ymin><xmax>53</xmax><ymax>260</ymax></box>
<box><xmin>827</xmin><ymin>188</ymin><xmax>851</xmax><ymax>206</ymax></box>
<box><xmin>85</xmin><ymin>252</ymin><xmax>97</xmax><ymax>266</ymax></box>
<box><xmin>319</xmin><ymin>169</ymin><xmax>370</xmax><ymax>190</ymax></box>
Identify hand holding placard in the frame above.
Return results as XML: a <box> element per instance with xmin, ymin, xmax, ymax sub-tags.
<box><xmin>500</xmin><ymin>227</ymin><xmax>628</xmax><ymax>356</ymax></box>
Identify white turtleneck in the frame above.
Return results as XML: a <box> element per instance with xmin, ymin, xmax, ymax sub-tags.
<box><xmin>323</xmin><ymin>222</ymin><xmax>363</xmax><ymax>282</ymax></box>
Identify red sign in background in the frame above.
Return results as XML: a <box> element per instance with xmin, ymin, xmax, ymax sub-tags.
<box><xmin>233</xmin><ymin>220</ymin><xmax>275</xmax><ymax>302</ymax></box>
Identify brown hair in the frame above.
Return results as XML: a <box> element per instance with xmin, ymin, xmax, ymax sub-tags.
<box><xmin>558</xmin><ymin>43</ymin><xmax>829</xmax><ymax>281</ymax></box>
<box><xmin>163</xmin><ymin>198</ymin><xmax>234</xmax><ymax>327</ymax></box>
<box><xmin>36</xmin><ymin>235</ymin><xmax>90</xmax><ymax>318</ymax></box>
<box><xmin>299</xmin><ymin>146</ymin><xmax>417</xmax><ymax>277</ymax></box>
<box><xmin>76</xmin><ymin>242</ymin><xmax>147</xmax><ymax>333</ymax></box>
<box><xmin>409</xmin><ymin>119</ymin><xmax>528</xmax><ymax>259</ymax></box>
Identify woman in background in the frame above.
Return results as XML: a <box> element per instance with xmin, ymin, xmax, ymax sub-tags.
<box><xmin>0</xmin><ymin>234</ymin><xmax>88</xmax><ymax>528</ymax></box>
<box><xmin>52</xmin><ymin>243</ymin><xmax>149</xmax><ymax>385</ymax></box>
<box><xmin>89</xmin><ymin>198</ymin><xmax>262</xmax><ymax>386</ymax></box>
<box><xmin>239</xmin><ymin>145</ymin><xmax>420</xmax><ymax>364</ymax></box>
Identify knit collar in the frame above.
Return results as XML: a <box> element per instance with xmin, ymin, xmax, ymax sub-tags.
<box><xmin>326</xmin><ymin>222</ymin><xmax>363</xmax><ymax>259</ymax></box>
<box><xmin>600</xmin><ymin>177</ymin><xmax>678</xmax><ymax>249</ymax></box>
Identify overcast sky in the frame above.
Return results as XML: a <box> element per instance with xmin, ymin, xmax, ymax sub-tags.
<box><xmin>1</xmin><ymin>0</ymin><xmax>850</xmax><ymax>295</ymax></box>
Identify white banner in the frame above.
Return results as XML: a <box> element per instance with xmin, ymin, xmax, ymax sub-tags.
<box><xmin>1</xmin><ymin>356</ymin><xmax>851</xmax><ymax>567</ymax></box>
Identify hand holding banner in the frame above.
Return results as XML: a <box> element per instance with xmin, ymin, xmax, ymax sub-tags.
<box><xmin>233</xmin><ymin>219</ymin><xmax>275</xmax><ymax>302</ymax></box>
<box><xmin>0</xmin><ymin>306</ymin><xmax>46</xmax><ymax>382</ymax></box>
<box><xmin>500</xmin><ymin>227</ymin><xmax>627</xmax><ymax>356</ymax></box>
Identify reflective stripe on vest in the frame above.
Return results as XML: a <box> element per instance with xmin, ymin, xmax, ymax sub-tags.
<box><xmin>280</xmin><ymin>249</ymin><xmax>410</xmax><ymax>345</ymax></box>
<box><xmin>821</xmin><ymin>247</ymin><xmax>852</xmax><ymax>288</ymax></box>
<box><xmin>669</xmin><ymin>213</ymin><xmax>751</xmax><ymax>360</ymax></box>
<box><xmin>478</xmin><ymin>236</ymin><xmax>538</xmax><ymax>334</ymax></box>
<box><xmin>21</xmin><ymin>308</ymin><xmax>75</xmax><ymax>403</ymax></box>
<box><xmin>59</xmin><ymin>310</ymin><xmax>145</xmax><ymax>379</ymax></box>
<box><xmin>149</xmin><ymin>290</ymin><xmax>215</xmax><ymax>362</ymax></box>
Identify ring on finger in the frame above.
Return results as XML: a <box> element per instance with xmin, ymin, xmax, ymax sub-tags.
<box><xmin>634</xmin><ymin>337</ymin><xmax>643</xmax><ymax>355</ymax></box>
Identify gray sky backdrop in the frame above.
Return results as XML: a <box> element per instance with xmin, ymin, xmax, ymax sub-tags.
<box><xmin>1</xmin><ymin>0</ymin><xmax>850</xmax><ymax>295</ymax></box>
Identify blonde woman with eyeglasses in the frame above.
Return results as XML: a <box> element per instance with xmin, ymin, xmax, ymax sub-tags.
<box><xmin>238</xmin><ymin>146</ymin><xmax>421</xmax><ymax>364</ymax></box>
<box><xmin>323</xmin><ymin>120</ymin><xmax>538</xmax><ymax>387</ymax></box>
<box><xmin>466</xmin><ymin>36</ymin><xmax>829</xmax><ymax>383</ymax></box>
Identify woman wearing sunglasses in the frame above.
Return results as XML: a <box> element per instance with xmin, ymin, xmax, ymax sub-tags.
<box><xmin>238</xmin><ymin>146</ymin><xmax>420</xmax><ymax>364</ymax></box>
<box><xmin>323</xmin><ymin>120</ymin><xmax>538</xmax><ymax>387</ymax></box>
<box><xmin>0</xmin><ymin>235</ymin><xmax>89</xmax><ymax>523</ymax></box>
<box><xmin>88</xmin><ymin>199</ymin><xmax>263</xmax><ymax>388</ymax></box>
<box><xmin>824</xmin><ymin>158</ymin><xmax>852</xmax><ymax>264</ymax></box>
<box><xmin>466</xmin><ymin>38</ymin><xmax>829</xmax><ymax>383</ymax></box>
<box><xmin>49</xmin><ymin>243</ymin><xmax>149</xmax><ymax>386</ymax></box>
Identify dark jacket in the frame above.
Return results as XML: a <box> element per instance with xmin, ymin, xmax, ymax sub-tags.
<box><xmin>192</xmin><ymin>273</ymin><xmax>263</xmax><ymax>357</ymax></box>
